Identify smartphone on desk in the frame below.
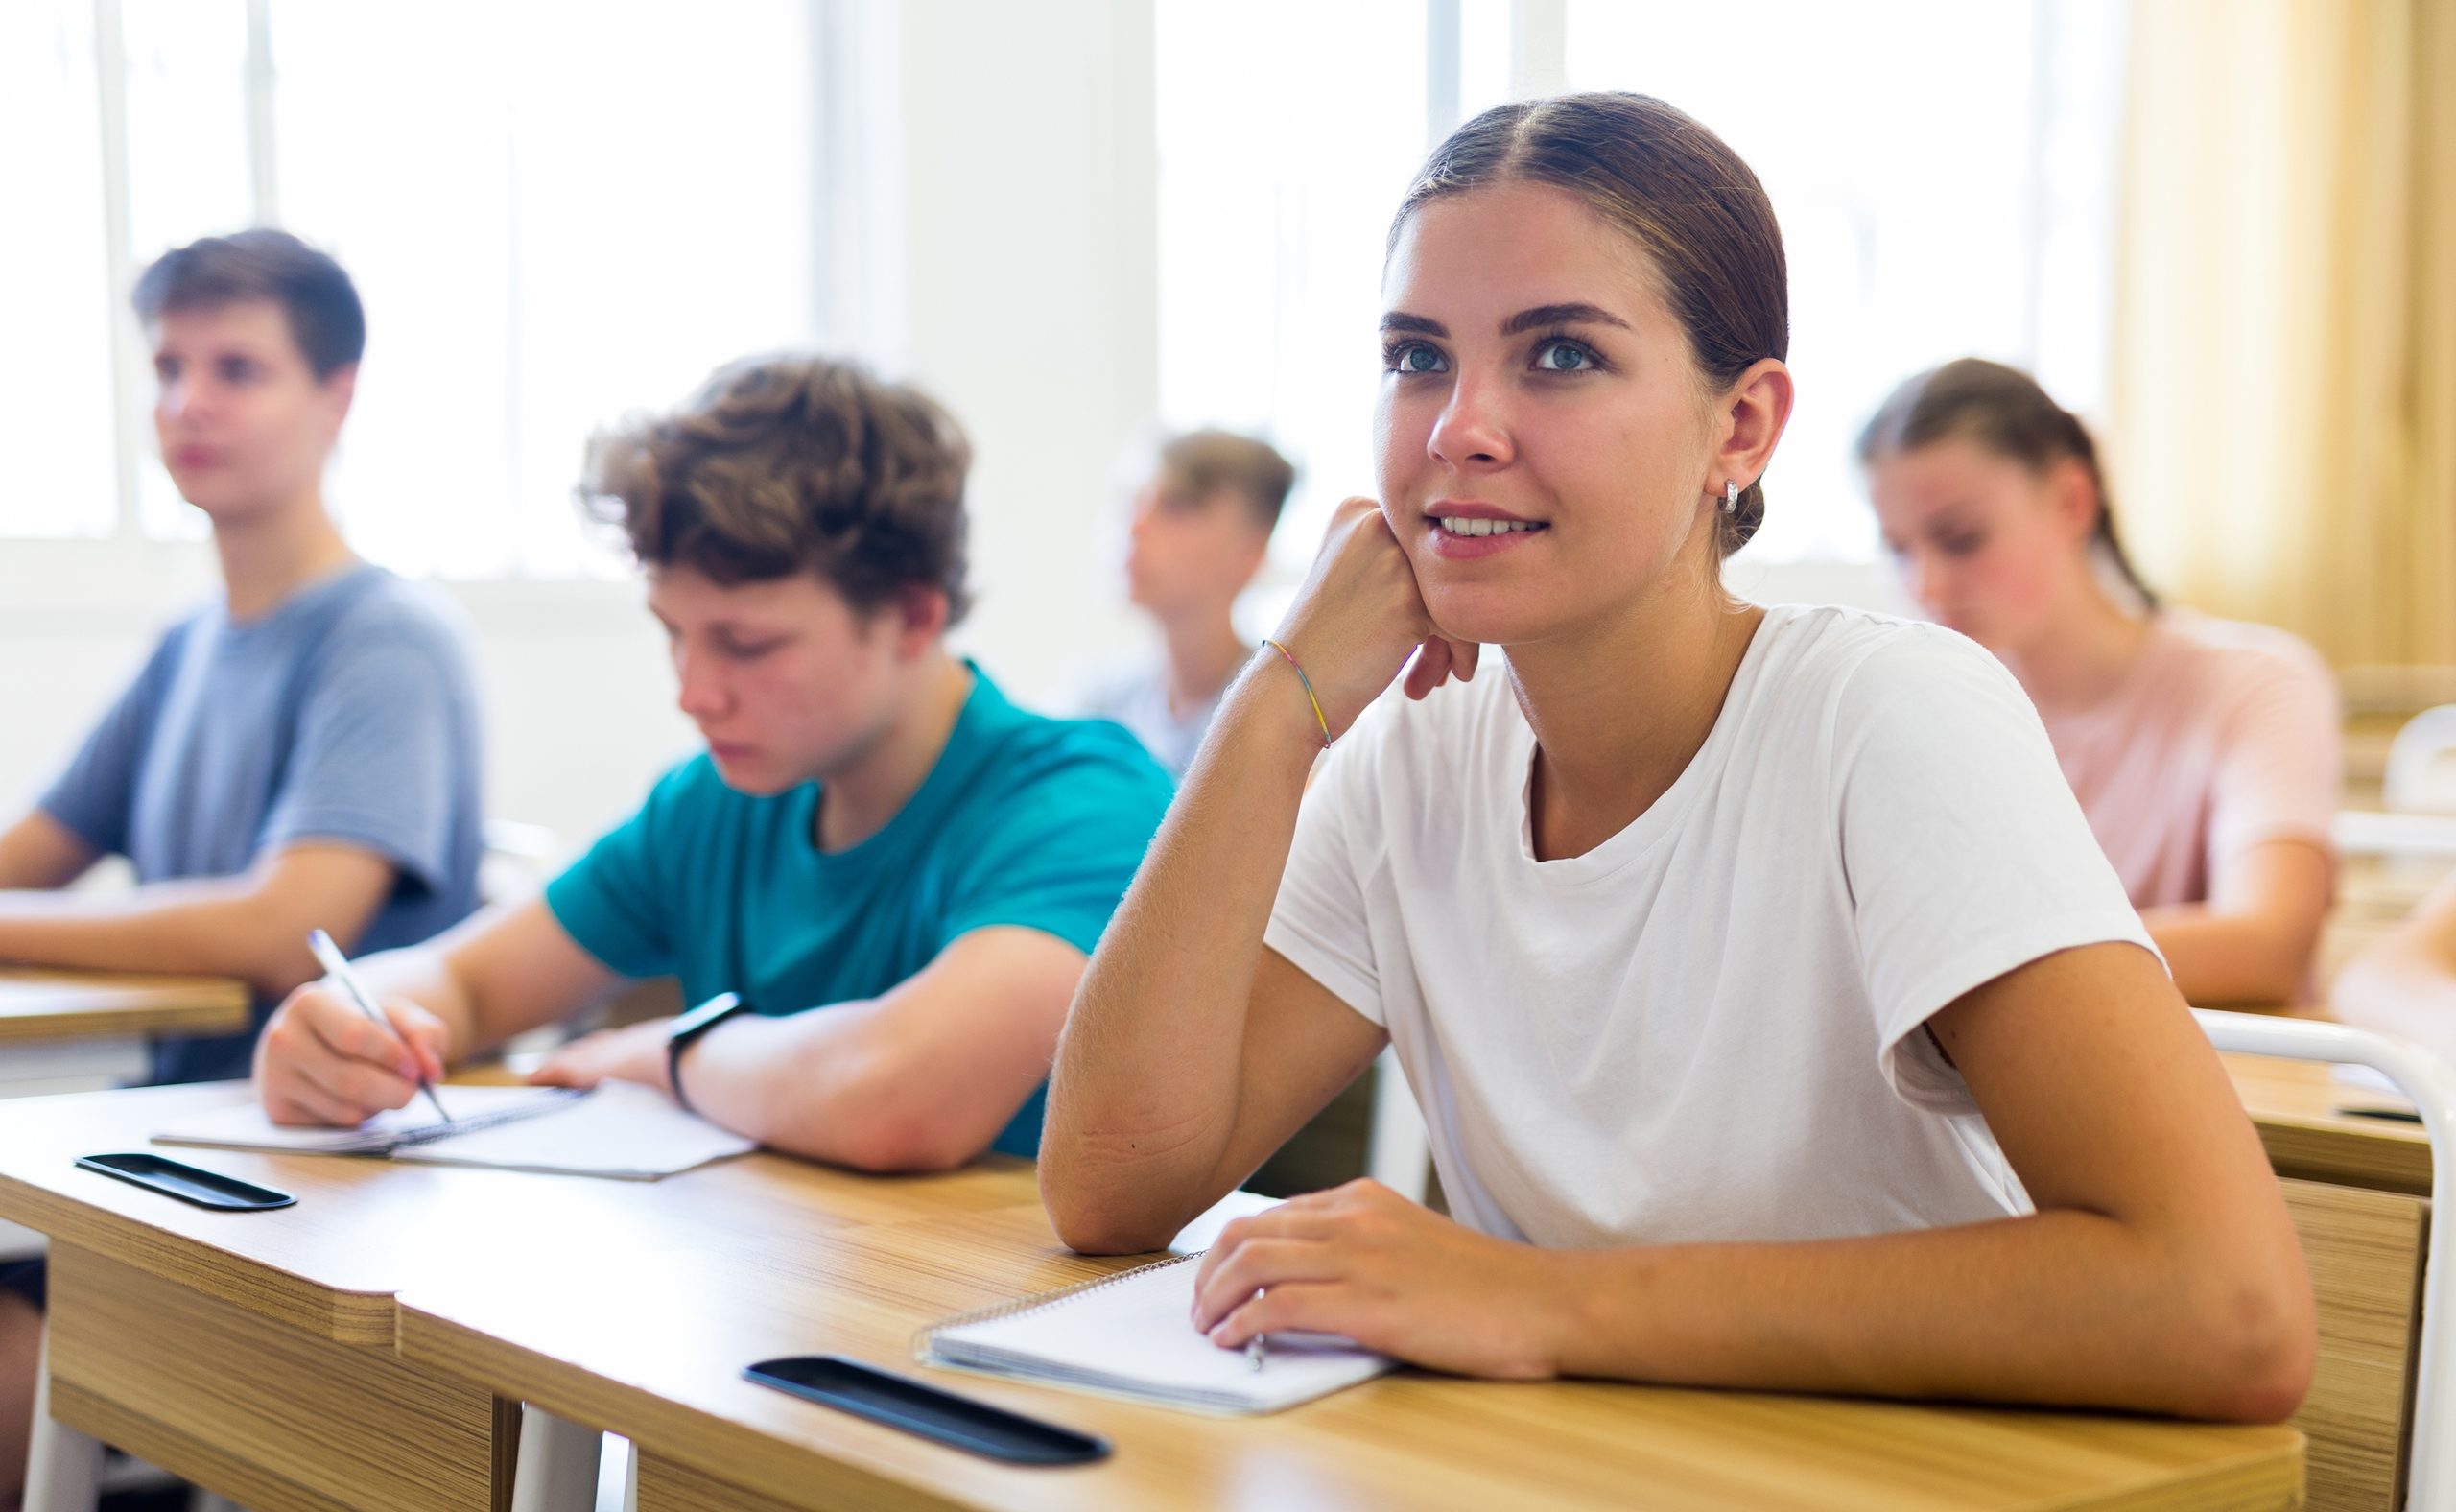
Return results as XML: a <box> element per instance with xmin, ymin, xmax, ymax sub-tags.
<box><xmin>744</xmin><ymin>1355</ymin><xmax>1109</xmax><ymax>1466</ymax></box>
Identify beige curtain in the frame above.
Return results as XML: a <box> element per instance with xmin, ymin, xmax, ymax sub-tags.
<box><xmin>2108</xmin><ymin>0</ymin><xmax>2456</xmax><ymax>667</ymax></box>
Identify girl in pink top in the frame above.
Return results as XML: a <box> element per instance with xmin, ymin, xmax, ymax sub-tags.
<box><xmin>1862</xmin><ymin>359</ymin><xmax>2338</xmax><ymax>1005</ymax></box>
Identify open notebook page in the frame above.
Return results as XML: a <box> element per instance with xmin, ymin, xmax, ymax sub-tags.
<box><xmin>154</xmin><ymin>1084</ymin><xmax>582</xmax><ymax>1154</ymax></box>
<box><xmin>393</xmin><ymin>1081</ymin><xmax>752</xmax><ymax>1178</ymax></box>
<box><xmin>922</xmin><ymin>1252</ymin><xmax>1392</xmax><ymax>1415</ymax></box>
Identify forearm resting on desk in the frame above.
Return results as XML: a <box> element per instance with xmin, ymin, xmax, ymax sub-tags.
<box><xmin>0</xmin><ymin>843</ymin><xmax>392</xmax><ymax>998</ymax></box>
<box><xmin>1542</xmin><ymin>1211</ymin><xmax>2305</xmax><ymax>1420</ymax></box>
<box><xmin>679</xmin><ymin>926</ymin><xmax>1084</xmax><ymax>1173</ymax></box>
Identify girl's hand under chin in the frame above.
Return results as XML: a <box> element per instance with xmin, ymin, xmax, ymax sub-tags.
<box><xmin>1271</xmin><ymin>495</ymin><xmax>1480</xmax><ymax>739</ymax></box>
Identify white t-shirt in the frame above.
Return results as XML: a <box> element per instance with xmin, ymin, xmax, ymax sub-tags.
<box><xmin>1263</xmin><ymin>603</ymin><xmax>2155</xmax><ymax>1250</ymax></box>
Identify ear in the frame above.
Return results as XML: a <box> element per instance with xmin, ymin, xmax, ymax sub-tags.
<box><xmin>890</xmin><ymin>584</ymin><xmax>951</xmax><ymax>658</ymax></box>
<box><xmin>1704</xmin><ymin>357</ymin><xmax>1794</xmax><ymax>500</ymax></box>
<box><xmin>2044</xmin><ymin>454</ymin><xmax>2100</xmax><ymax>542</ymax></box>
<box><xmin>320</xmin><ymin>363</ymin><xmax>359</xmax><ymax>430</ymax></box>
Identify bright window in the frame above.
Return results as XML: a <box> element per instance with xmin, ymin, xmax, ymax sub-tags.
<box><xmin>1564</xmin><ymin>0</ymin><xmax>2129</xmax><ymax>560</ymax></box>
<box><xmin>0</xmin><ymin>1</ymin><xmax>118</xmax><ymax>541</ymax></box>
<box><xmin>1155</xmin><ymin>0</ymin><xmax>2128</xmax><ymax>569</ymax></box>
<box><xmin>11</xmin><ymin>0</ymin><xmax>822</xmax><ymax>578</ymax></box>
<box><xmin>1153</xmin><ymin>0</ymin><xmax>1429</xmax><ymax>578</ymax></box>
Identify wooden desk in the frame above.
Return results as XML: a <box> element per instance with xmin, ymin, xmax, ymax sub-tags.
<box><xmin>2227</xmin><ymin>1051</ymin><xmax>2432</xmax><ymax>1197</ymax></box>
<box><xmin>400</xmin><ymin>1174</ymin><xmax>2303</xmax><ymax>1511</ymax></box>
<box><xmin>2226</xmin><ymin>1053</ymin><xmax>2433</xmax><ymax>1509</ymax></box>
<box><xmin>0</xmin><ymin>1080</ymin><xmax>1037</xmax><ymax>1510</ymax></box>
<box><xmin>0</xmin><ymin>969</ymin><xmax>248</xmax><ymax>1046</ymax></box>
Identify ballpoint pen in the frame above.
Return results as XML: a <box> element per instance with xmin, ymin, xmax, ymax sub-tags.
<box><xmin>1249</xmin><ymin>1289</ymin><xmax>1267</xmax><ymax>1372</ymax></box>
<box><xmin>307</xmin><ymin>928</ymin><xmax>455</xmax><ymax>1125</ymax></box>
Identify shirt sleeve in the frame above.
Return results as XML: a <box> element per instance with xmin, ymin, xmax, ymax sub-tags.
<box><xmin>259</xmin><ymin>619</ymin><xmax>474</xmax><ymax>900</ymax></box>
<box><xmin>936</xmin><ymin>734</ymin><xmax>1175</xmax><ymax>957</ymax></box>
<box><xmin>2206</xmin><ymin>647</ymin><xmax>2341</xmax><ymax>870</ymax></box>
<box><xmin>35</xmin><ymin>629</ymin><xmax>184</xmax><ymax>858</ymax></box>
<box><xmin>542</xmin><ymin>760</ymin><xmax>696</xmax><ymax>980</ymax></box>
<box><xmin>1831</xmin><ymin>627</ymin><xmax>2160</xmax><ymax>1113</ymax></box>
<box><xmin>1262</xmin><ymin>713</ymin><xmax>1387</xmax><ymax>1026</ymax></box>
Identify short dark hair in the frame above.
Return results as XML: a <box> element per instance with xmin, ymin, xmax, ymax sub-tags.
<box><xmin>131</xmin><ymin>229</ymin><xmax>366</xmax><ymax>380</ymax></box>
<box><xmin>1158</xmin><ymin>430</ymin><xmax>1297</xmax><ymax>534</ymax></box>
<box><xmin>582</xmin><ymin>354</ymin><xmax>975</xmax><ymax>625</ymax></box>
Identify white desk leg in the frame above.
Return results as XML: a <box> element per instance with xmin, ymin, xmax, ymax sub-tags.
<box><xmin>24</xmin><ymin>1325</ymin><xmax>103</xmax><ymax>1512</ymax></box>
<box><xmin>1364</xmin><ymin>1046</ymin><xmax>1433</xmax><ymax>1200</ymax></box>
<box><xmin>618</xmin><ymin>1435</ymin><xmax>639</xmax><ymax>1512</ymax></box>
<box><xmin>510</xmin><ymin>1404</ymin><xmax>601</xmax><ymax>1512</ymax></box>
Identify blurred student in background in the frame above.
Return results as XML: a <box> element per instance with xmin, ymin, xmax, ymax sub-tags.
<box><xmin>2337</xmin><ymin>877</ymin><xmax>2456</xmax><ymax>1056</ymax></box>
<box><xmin>0</xmin><ymin>228</ymin><xmax>482</xmax><ymax>1505</ymax></box>
<box><xmin>1075</xmin><ymin>430</ymin><xmax>1294</xmax><ymax>775</ymax></box>
<box><xmin>1862</xmin><ymin>359</ymin><xmax>2337</xmax><ymax>1006</ymax></box>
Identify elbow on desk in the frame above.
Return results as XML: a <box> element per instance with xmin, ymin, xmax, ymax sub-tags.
<box><xmin>2161</xmin><ymin>1263</ymin><xmax>2317</xmax><ymax>1424</ymax></box>
<box><xmin>1039</xmin><ymin>1168</ymin><xmax>1177</xmax><ymax>1256</ymax></box>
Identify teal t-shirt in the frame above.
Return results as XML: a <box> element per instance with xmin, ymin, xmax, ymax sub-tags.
<box><xmin>543</xmin><ymin>668</ymin><xmax>1173</xmax><ymax>1157</ymax></box>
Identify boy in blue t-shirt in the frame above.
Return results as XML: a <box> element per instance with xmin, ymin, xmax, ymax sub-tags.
<box><xmin>0</xmin><ymin>229</ymin><xmax>483</xmax><ymax>1504</ymax></box>
<box><xmin>252</xmin><ymin>355</ymin><xmax>1173</xmax><ymax>1173</ymax></box>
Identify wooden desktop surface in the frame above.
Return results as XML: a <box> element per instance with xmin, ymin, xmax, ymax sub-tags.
<box><xmin>0</xmin><ymin>1079</ymin><xmax>2316</xmax><ymax>1511</ymax></box>
<box><xmin>400</xmin><ymin>1173</ymin><xmax>2302</xmax><ymax>1511</ymax></box>
<box><xmin>0</xmin><ymin>967</ymin><xmax>249</xmax><ymax>1045</ymax></box>
<box><xmin>2224</xmin><ymin>1051</ymin><xmax>2432</xmax><ymax>1197</ymax></box>
<box><xmin>0</xmin><ymin>1080</ymin><xmax>1047</xmax><ymax>1512</ymax></box>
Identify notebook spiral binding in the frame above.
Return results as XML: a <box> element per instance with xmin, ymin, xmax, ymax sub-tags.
<box><xmin>380</xmin><ymin>1088</ymin><xmax>586</xmax><ymax>1149</ymax></box>
<box><xmin>913</xmin><ymin>1250</ymin><xmax>1205</xmax><ymax>1358</ymax></box>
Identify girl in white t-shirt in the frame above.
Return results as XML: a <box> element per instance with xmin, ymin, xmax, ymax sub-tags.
<box><xmin>1041</xmin><ymin>93</ymin><xmax>2312</xmax><ymax>1421</ymax></box>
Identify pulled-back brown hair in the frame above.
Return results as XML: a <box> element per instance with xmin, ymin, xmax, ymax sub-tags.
<box><xmin>583</xmin><ymin>355</ymin><xmax>973</xmax><ymax>625</ymax></box>
<box><xmin>1856</xmin><ymin>358</ymin><xmax>2156</xmax><ymax>606</ymax></box>
<box><xmin>1391</xmin><ymin>93</ymin><xmax>1789</xmax><ymax>556</ymax></box>
<box><xmin>1159</xmin><ymin>429</ymin><xmax>1297</xmax><ymax>533</ymax></box>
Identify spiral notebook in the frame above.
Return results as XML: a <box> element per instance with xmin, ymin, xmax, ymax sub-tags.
<box><xmin>916</xmin><ymin>1251</ymin><xmax>1393</xmax><ymax>1416</ymax></box>
<box><xmin>152</xmin><ymin>1083</ymin><xmax>754</xmax><ymax>1179</ymax></box>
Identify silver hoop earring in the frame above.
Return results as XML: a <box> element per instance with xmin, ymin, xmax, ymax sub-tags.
<box><xmin>1722</xmin><ymin>480</ymin><xmax>1739</xmax><ymax>515</ymax></box>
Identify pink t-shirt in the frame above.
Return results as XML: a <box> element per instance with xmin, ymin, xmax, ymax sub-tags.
<box><xmin>2037</xmin><ymin>609</ymin><xmax>2340</xmax><ymax>910</ymax></box>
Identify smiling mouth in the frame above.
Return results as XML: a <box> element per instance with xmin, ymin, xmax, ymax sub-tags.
<box><xmin>1431</xmin><ymin>516</ymin><xmax>1548</xmax><ymax>538</ymax></box>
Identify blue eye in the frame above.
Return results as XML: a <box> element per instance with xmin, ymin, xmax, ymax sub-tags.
<box><xmin>1385</xmin><ymin>342</ymin><xmax>1448</xmax><ymax>375</ymax></box>
<box><xmin>1533</xmin><ymin>340</ymin><xmax>1593</xmax><ymax>372</ymax></box>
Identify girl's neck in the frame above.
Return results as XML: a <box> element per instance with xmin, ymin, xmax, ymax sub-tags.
<box><xmin>1508</xmin><ymin>532</ymin><xmax>1763</xmax><ymax>862</ymax></box>
<box><xmin>213</xmin><ymin>486</ymin><xmax>356</xmax><ymax>622</ymax></box>
<box><xmin>1995</xmin><ymin>577</ymin><xmax>2153</xmax><ymax>719</ymax></box>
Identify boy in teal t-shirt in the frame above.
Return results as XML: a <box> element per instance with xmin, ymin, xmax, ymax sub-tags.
<box><xmin>248</xmin><ymin>355</ymin><xmax>1172</xmax><ymax>1171</ymax></box>
<box><xmin>545</xmin><ymin>668</ymin><xmax>1164</xmax><ymax>1155</ymax></box>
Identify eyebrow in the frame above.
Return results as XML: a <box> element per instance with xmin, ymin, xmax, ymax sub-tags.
<box><xmin>1379</xmin><ymin>303</ymin><xmax>1635</xmax><ymax>339</ymax></box>
<box><xmin>1501</xmin><ymin>302</ymin><xmax>1631</xmax><ymax>335</ymax></box>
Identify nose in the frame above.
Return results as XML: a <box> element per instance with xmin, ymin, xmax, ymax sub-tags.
<box><xmin>1903</xmin><ymin>548</ymin><xmax>1951</xmax><ymax>617</ymax></box>
<box><xmin>1427</xmin><ymin>370</ymin><xmax>1514</xmax><ymax>471</ymax></box>
<box><xmin>159</xmin><ymin>376</ymin><xmax>202</xmax><ymax>426</ymax></box>
<box><xmin>673</xmin><ymin>648</ymin><xmax>730</xmax><ymax>722</ymax></box>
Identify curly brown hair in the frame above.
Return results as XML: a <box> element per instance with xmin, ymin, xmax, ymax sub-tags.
<box><xmin>582</xmin><ymin>355</ymin><xmax>974</xmax><ymax>625</ymax></box>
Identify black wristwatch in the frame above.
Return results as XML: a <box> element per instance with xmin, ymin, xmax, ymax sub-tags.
<box><xmin>665</xmin><ymin>991</ymin><xmax>752</xmax><ymax>1117</ymax></box>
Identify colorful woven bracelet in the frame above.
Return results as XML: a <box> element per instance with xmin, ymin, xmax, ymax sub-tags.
<box><xmin>1261</xmin><ymin>638</ymin><xmax>1333</xmax><ymax>748</ymax></box>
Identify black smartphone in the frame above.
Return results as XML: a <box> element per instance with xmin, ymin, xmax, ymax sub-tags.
<box><xmin>744</xmin><ymin>1355</ymin><xmax>1109</xmax><ymax>1466</ymax></box>
<box><xmin>75</xmin><ymin>1153</ymin><xmax>296</xmax><ymax>1212</ymax></box>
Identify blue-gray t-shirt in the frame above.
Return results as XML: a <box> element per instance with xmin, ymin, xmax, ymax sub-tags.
<box><xmin>38</xmin><ymin>562</ymin><xmax>485</xmax><ymax>1085</ymax></box>
<box><xmin>543</xmin><ymin>666</ymin><xmax>1174</xmax><ymax>1158</ymax></box>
